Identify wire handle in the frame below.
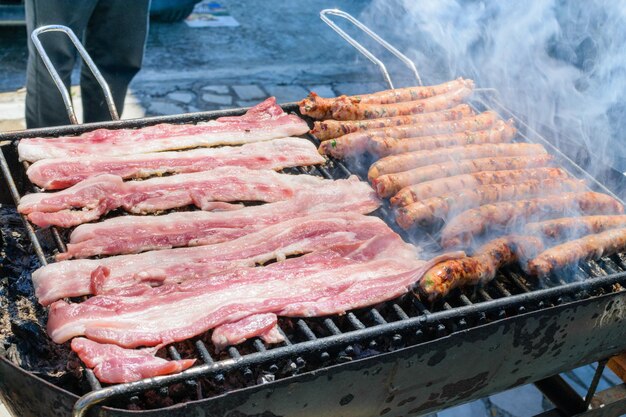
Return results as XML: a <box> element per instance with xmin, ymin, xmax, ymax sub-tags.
<box><xmin>31</xmin><ymin>24</ymin><xmax>119</xmax><ymax>124</ymax></box>
<box><xmin>320</xmin><ymin>9</ymin><xmax>422</xmax><ymax>88</ymax></box>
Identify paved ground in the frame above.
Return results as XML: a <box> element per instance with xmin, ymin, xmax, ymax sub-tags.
<box><xmin>0</xmin><ymin>1</ymin><xmax>624</xmax><ymax>416</ymax></box>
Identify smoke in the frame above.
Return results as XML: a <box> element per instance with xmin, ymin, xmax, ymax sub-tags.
<box><xmin>359</xmin><ymin>0</ymin><xmax>626</xmax><ymax>174</ymax></box>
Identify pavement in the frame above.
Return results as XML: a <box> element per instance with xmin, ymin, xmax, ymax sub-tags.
<box><xmin>0</xmin><ymin>1</ymin><xmax>624</xmax><ymax>416</ymax></box>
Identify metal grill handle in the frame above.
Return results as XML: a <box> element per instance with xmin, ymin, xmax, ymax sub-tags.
<box><xmin>320</xmin><ymin>9</ymin><xmax>423</xmax><ymax>88</ymax></box>
<box><xmin>31</xmin><ymin>24</ymin><xmax>120</xmax><ymax>124</ymax></box>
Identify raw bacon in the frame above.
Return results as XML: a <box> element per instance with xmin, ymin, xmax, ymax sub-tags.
<box><xmin>61</xmin><ymin>177</ymin><xmax>379</xmax><ymax>259</ymax></box>
<box><xmin>18</xmin><ymin>97</ymin><xmax>309</xmax><ymax>162</ymax></box>
<box><xmin>18</xmin><ymin>167</ymin><xmax>333</xmax><ymax>228</ymax></box>
<box><xmin>47</xmin><ymin>234</ymin><xmax>460</xmax><ymax>347</ymax></box>
<box><xmin>33</xmin><ymin>212</ymin><xmax>393</xmax><ymax>305</ymax></box>
<box><xmin>71</xmin><ymin>338</ymin><xmax>195</xmax><ymax>384</ymax></box>
<box><xmin>211</xmin><ymin>313</ymin><xmax>282</xmax><ymax>350</ymax></box>
<box><xmin>26</xmin><ymin>138</ymin><xmax>325</xmax><ymax>190</ymax></box>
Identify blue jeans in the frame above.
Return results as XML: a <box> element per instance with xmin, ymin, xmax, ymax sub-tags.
<box><xmin>25</xmin><ymin>0</ymin><xmax>150</xmax><ymax>128</ymax></box>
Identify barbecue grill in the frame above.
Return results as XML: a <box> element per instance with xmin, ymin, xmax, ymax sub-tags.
<box><xmin>2</xmin><ymin>11</ymin><xmax>626</xmax><ymax>417</ymax></box>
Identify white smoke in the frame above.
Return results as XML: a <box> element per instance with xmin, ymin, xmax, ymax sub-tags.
<box><xmin>359</xmin><ymin>0</ymin><xmax>626</xmax><ymax>174</ymax></box>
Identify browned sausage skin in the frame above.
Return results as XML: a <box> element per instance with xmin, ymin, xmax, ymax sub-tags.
<box><xmin>311</xmin><ymin>104</ymin><xmax>473</xmax><ymax>141</ymax></box>
<box><xmin>374</xmin><ymin>154</ymin><xmax>554</xmax><ymax>198</ymax></box>
<box><xmin>299</xmin><ymin>78</ymin><xmax>473</xmax><ymax>120</ymax></box>
<box><xmin>329</xmin><ymin>83</ymin><xmax>474</xmax><ymax>121</ymax></box>
<box><xmin>440</xmin><ymin>192</ymin><xmax>624</xmax><ymax>248</ymax></box>
<box><xmin>367</xmin><ymin>120</ymin><xmax>517</xmax><ymax>158</ymax></box>
<box><xmin>396</xmin><ymin>178</ymin><xmax>586</xmax><ymax>229</ymax></box>
<box><xmin>391</xmin><ymin>167</ymin><xmax>569</xmax><ymax>207</ymax></box>
<box><xmin>524</xmin><ymin>227</ymin><xmax>626</xmax><ymax>276</ymax></box>
<box><xmin>369</xmin><ymin>143</ymin><xmax>546</xmax><ymax>181</ymax></box>
<box><xmin>418</xmin><ymin>235</ymin><xmax>544</xmax><ymax>301</ymax></box>
<box><xmin>524</xmin><ymin>215</ymin><xmax>626</xmax><ymax>240</ymax></box>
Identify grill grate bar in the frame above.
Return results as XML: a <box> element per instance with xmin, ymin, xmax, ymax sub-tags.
<box><xmin>85</xmin><ymin>370</ymin><xmax>102</xmax><ymax>391</ymax></box>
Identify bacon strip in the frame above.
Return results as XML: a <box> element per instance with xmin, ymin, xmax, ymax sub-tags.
<box><xmin>310</xmin><ymin>104</ymin><xmax>473</xmax><ymax>141</ymax></box>
<box><xmin>374</xmin><ymin>154</ymin><xmax>553</xmax><ymax>198</ymax></box>
<box><xmin>18</xmin><ymin>168</ymin><xmax>333</xmax><ymax>228</ymax></box>
<box><xmin>47</xmin><ymin>235</ymin><xmax>460</xmax><ymax>347</ymax></box>
<box><xmin>320</xmin><ymin>120</ymin><xmax>516</xmax><ymax>159</ymax></box>
<box><xmin>524</xmin><ymin>228</ymin><xmax>626</xmax><ymax>276</ymax></box>
<box><xmin>33</xmin><ymin>213</ymin><xmax>393</xmax><ymax>306</ymax></box>
<box><xmin>27</xmin><ymin>138</ymin><xmax>325</xmax><ymax>190</ymax></box>
<box><xmin>300</xmin><ymin>78</ymin><xmax>473</xmax><ymax>119</ymax></box>
<box><xmin>18</xmin><ymin>98</ymin><xmax>309</xmax><ymax>162</ymax></box>
<box><xmin>60</xmin><ymin>177</ymin><xmax>380</xmax><ymax>259</ymax></box>
<box><xmin>418</xmin><ymin>236</ymin><xmax>544</xmax><ymax>300</ymax></box>
<box><xmin>440</xmin><ymin>192</ymin><xmax>624</xmax><ymax>248</ymax></box>
<box><xmin>328</xmin><ymin>83</ymin><xmax>474</xmax><ymax>121</ymax></box>
<box><xmin>211</xmin><ymin>313</ymin><xmax>282</xmax><ymax>350</ymax></box>
<box><xmin>368</xmin><ymin>143</ymin><xmax>546</xmax><ymax>181</ymax></box>
<box><xmin>390</xmin><ymin>167</ymin><xmax>569</xmax><ymax>207</ymax></box>
<box><xmin>71</xmin><ymin>338</ymin><xmax>195</xmax><ymax>384</ymax></box>
<box><xmin>525</xmin><ymin>215</ymin><xmax>626</xmax><ymax>240</ymax></box>
<box><xmin>396</xmin><ymin>178</ymin><xmax>586</xmax><ymax>229</ymax></box>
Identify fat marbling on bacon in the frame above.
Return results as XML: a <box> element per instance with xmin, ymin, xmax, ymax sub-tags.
<box><xmin>60</xmin><ymin>176</ymin><xmax>380</xmax><ymax>259</ymax></box>
<box><xmin>47</xmin><ymin>233</ymin><xmax>462</xmax><ymax>347</ymax></box>
<box><xmin>26</xmin><ymin>137</ymin><xmax>325</xmax><ymax>190</ymax></box>
<box><xmin>18</xmin><ymin>97</ymin><xmax>309</xmax><ymax>162</ymax></box>
<box><xmin>18</xmin><ymin>167</ymin><xmax>335</xmax><ymax>228</ymax></box>
<box><xmin>33</xmin><ymin>212</ymin><xmax>393</xmax><ymax>306</ymax></box>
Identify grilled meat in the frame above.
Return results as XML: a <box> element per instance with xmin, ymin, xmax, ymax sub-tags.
<box><xmin>525</xmin><ymin>215</ymin><xmax>626</xmax><ymax>240</ymax></box>
<box><xmin>310</xmin><ymin>104</ymin><xmax>473</xmax><ymax>141</ymax></box>
<box><xmin>440</xmin><ymin>192</ymin><xmax>624</xmax><ymax>248</ymax></box>
<box><xmin>374</xmin><ymin>154</ymin><xmax>554</xmax><ymax>198</ymax></box>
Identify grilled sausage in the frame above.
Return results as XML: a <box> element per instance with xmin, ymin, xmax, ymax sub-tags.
<box><xmin>367</xmin><ymin>120</ymin><xmax>517</xmax><ymax>158</ymax></box>
<box><xmin>440</xmin><ymin>192</ymin><xmax>624</xmax><ymax>248</ymax></box>
<box><xmin>525</xmin><ymin>228</ymin><xmax>626</xmax><ymax>276</ymax></box>
<box><xmin>311</xmin><ymin>104</ymin><xmax>473</xmax><ymax>141</ymax></box>
<box><xmin>374</xmin><ymin>154</ymin><xmax>554</xmax><ymax>198</ymax></box>
<box><xmin>419</xmin><ymin>235</ymin><xmax>544</xmax><ymax>301</ymax></box>
<box><xmin>390</xmin><ymin>167</ymin><xmax>569</xmax><ymax>207</ymax></box>
<box><xmin>299</xmin><ymin>78</ymin><xmax>473</xmax><ymax>120</ymax></box>
<box><xmin>396</xmin><ymin>178</ymin><xmax>586</xmax><ymax>229</ymax></box>
<box><xmin>524</xmin><ymin>215</ymin><xmax>626</xmax><ymax>240</ymax></box>
<box><xmin>368</xmin><ymin>143</ymin><xmax>546</xmax><ymax>181</ymax></box>
<box><xmin>329</xmin><ymin>84</ymin><xmax>474</xmax><ymax>121</ymax></box>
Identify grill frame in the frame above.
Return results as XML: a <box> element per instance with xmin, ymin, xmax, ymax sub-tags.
<box><xmin>0</xmin><ymin>99</ymin><xmax>626</xmax><ymax>417</ymax></box>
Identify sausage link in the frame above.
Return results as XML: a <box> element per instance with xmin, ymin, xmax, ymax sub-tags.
<box><xmin>369</xmin><ymin>143</ymin><xmax>545</xmax><ymax>181</ymax></box>
<box><xmin>299</xmin><ymin>78</ymin><xmax>473</xmax><ymax>120</ymax></box>
<box><xmin>374</xmin><ymin>154</ymin><xmax>554</xmax><ymax>198</ymax></box>
<box><xmin>329</xmin><ymin>84</ymin><xmax>473</xmax><ymax>121</ymax></box>
<box><xmin>396</xmin><ymin>178</ymin><xmax>586</xmax><ymax>229</ymax></box>
<box><xmin>390</xmin><ymin>167</ymin><xmax>569</xmax><ymax>207</ymax></box>
<box><xmin>368</xmin><ymin>120</ymin><xmax>517</xmax><ymax>158</ymax></box>
<box><xmin>419</xmin><ymin>236</ymin><xmax>544</xmax><ymax>301</ymax></box>
<box><xmin>440</xmin><ymin>192</ymin><xmax>624</xmax><ymax>248</ymax></box>
<box><xmin>524</xmin><ymin>215</ymin><xmax>626</xmax><ymax>240</ymax></box>
<box><xmin>311</xmin><ymin>104</ymin><xmax>473</xmax><ymax>141</ymax></box>
<box><xmin>525</xmin><ymin>228</ymin><xmax>626</xmax><ymax>276</ymax></box>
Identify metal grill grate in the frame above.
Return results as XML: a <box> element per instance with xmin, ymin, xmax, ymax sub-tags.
<box><xmin>0</xmin><ymin>103</ymin><xmax>625</xmax><ymax>416</ymax></box>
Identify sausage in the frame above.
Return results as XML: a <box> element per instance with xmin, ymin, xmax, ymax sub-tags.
<box><xmin>374</xmin><ymin>154</ymin><xmax>554</xmax><ymax>198</ymax></box>
<box><xmin>418</xmin><ymin>235</ymin><xmax>544</xmax><ymax>301</ymax></box>
<box><xmin>299</xmin><ymin>78</ymin><xmax>474</xmax><ymax>119</ymax></box>
<box><xmin>440</xmin><ymin>192</ymin><xmax>625</xmax><ymax>248</ymax></box>
<box><xmin>524</xmin><ymin>215</ymin><xmax>626</xmax><ymax>240</ymax></box>
<box><xmin>368</xmin><ymin>143</ymin><xmax>546</xmax><ymax>181</ymax></box>
<box><xmin>391</xmin><ymin>167</ymin><xmax>569</xmax><ymax>207</ymax></box>
<box><xmin>524</xmin><ymin>227</ymin><xmax>626</xmax><ymax>276</ymax></box>
<box><xmin>318</xmin><ymin>112</ymin><xmax>503</xmax><ymax>159</ymax></box>
<box><xmin>396</xmin><ymin>178</ymin><xmax>586</xmax><ymax>229</ymax></box>
<box><xmin>329</xmin><ymin>84</ymin><xmax>474</xmax><ymax>121</ymax></box>
<box><xmin>310</xmin><ymin>104</ymin><xmax>473</xmax><ymax>141</ymax></box>
<box><xmin>368</xmin><ymin>120</ymin><xmax>517</xmax><ymax>158</ymax></box>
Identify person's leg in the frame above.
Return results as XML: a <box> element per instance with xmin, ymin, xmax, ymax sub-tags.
<box><xmin>24</xmin><ymin>0</ymin><xmax>97</xmax><ymax>128</ymax></box>
<box><xmin>80</xmin><ymin>0</ymin><xmax>150</xmax><ymax>123</ymax></box>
